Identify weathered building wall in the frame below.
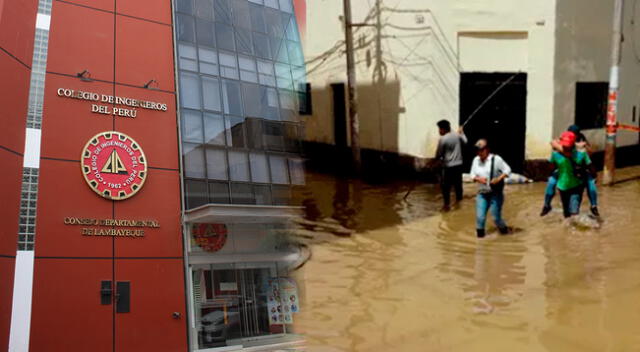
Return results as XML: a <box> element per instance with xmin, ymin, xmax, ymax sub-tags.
<box><xmin>302</xmin><ymin>0</ymin><xmax>557</xmax><ymax>161</ymax></box>
<box><xmin>554</xmin><ymin>0</ymin><xmax>640</xmax><ymax>151</ymax></box>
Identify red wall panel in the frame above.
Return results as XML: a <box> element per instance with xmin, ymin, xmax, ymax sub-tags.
<box><xmin>0</xmin><ymin>257</ymin><xmax>15</xmax><ymax>352</ymax></box>
<box><xmin>114</xmin><ymin>169</ymin><xmax>182</xmax><ymax>258</ymax></box>
<box><xmin>40</xmin><ymin>75</ymin><xmax>114</xmax><ymax>161</ymax></box>
<box><xmin>61</xmin><ymin>0</ymin><xmax>114</xmax><ymax>12</ymax></box>
<box><xmin>114</xmin><ymin>259</ymin><xmax>186</xmax><ymax>352</ymax></box>
<box><xmin>47</xmin><ymin>1</ymin><xmax>114</xmax><ymax>81</ymax></box>
<box><xmin>35</xmin><ymin>159</ymin><xmax>113</xmax><ymax>258</ymax></box>
<box><xmin>115</xmin><ymin>15</ymin><xmax>175</xmax><ymax>91</ymax></box>
<box><xmin>116</xmin><ymin>0</ymin><xmax>172</xmax><ymax>25</ymax></box>
<box><xmin>0</xmin><ymin>0</ymin><xmax>37</xmax><ymax>66</ymax></box>
<box><xmin>0</xmin><ymin>150</ymin><xmax>21</xmax><ymax>256</ymax></box>
<box><xmin>0</xmin><ymin>52</ymin><xmax>30</xmax><ymax>153</ymax></box>
<box><xmin>30</xmin><ymin>259</ymin><xmax>113</xmax><ymax>352</ymax></box>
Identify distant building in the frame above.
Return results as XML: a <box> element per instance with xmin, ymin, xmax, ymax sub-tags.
<box><xmin>300</xmin><ymin>0</ymin><xmax>640</xmax><ymax>174</ymax></box>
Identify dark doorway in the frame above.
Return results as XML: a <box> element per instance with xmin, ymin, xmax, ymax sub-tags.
<box><xmin>331</xmin><ymin>83</ymin><xmax>347</xmax><ymax>148</ymax></box>
<box><xmin>459</xmin><ymin>72</ymin><xmax>527</xmax><ymax>173</ymax></box>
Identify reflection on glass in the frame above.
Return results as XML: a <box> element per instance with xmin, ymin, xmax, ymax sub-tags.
<box><xmin>250</xmin><ymin>152</ymin><xmax>270</xmax><ymax>183</ymax></box>
<box><xmin>177</xmin><ymin>0</ymin><xmax>193</xmax><ymax>15</ymax></box>
<box><xmin>215</xmin><ymin>22</ymin><xmax>235</xmax><ymax>51</ymax></box>
<box><xmin>239</xmin><ymin>56</ymin><xmax>258</xmax><ymax>83</ymax></box>
<box><xmin>271</xmin><ymin>185</ymin><xmax>290</xmax><ymax>205</ymax></box>
<box><xmin>269</xmin><ymin>155</ymin><xmax>289</xmax><ymax>184</ymax></box>
<box><xmin>228</xmin><ymin>150</ymin><xmax>250</xmax><ymax>182</ymax></box>
<box><xmin>204</xmin><ymin>113</ymin><xmax>226</xmax><ymax>145</ymax></box>
<box><xmin>249</xmin><ymin>3</ymin><xmax>266</xmax><ymax>33</ymax></box>
<box><xmin>177</xmin><ymin>14</ymin><xmax>196</xmax><ymax>42</ymax></box>
<box><xmin>185</xmin><ymin>180</ymin><xmax>208</xmax><ymax>209</ymax></box>
<box><xmin>257</xmin><ymin>60</ymin><xmax>276</xmax><ymax>87</ymax></box>
<box><xmin>198</xmin><ymin>47</ymin><xmax>219</xmax><ymax>76</ymax></box>
<box><xmin>219</xmin><ymin>52</ymin><xmax>239</xmax><ymax>79</ymax></box>
<box><xmin>235</xmin><ymin>27</ymin><xmax>253</xmax><ymax>55</ymax></box>
<box><xmin>222</xmin><ymin>81</ymin><xmax>243</xmax><ymax>116</ymax></box>
<box><xmin>202</xmin><ymin>76</ymin><xmax>222</xmax><ymax>111</ymax></box>
<box><xmin>195</xmin><ymin>0</ymin><xmax>214</xmax><ymax>20</ymax></box>
<box><xmin>279</xmin><ymin>0</ymin><xmax>292</xmax><ymax>13</ymax></box>
<box><xmin>253</xmin><ymin>32</ymin><xmax>271</xmax><ymax>59</ymax></box>
<box><xmin>254</xmin><ymin>185</ymin><xmax>272</xmax><ymax>204</ymax></box>
<box><xmin>184</xmin><ymin>143</ymin><xmax>206</xmax><ymax>178</ymax></box>
<box><xmin>231</xmin><ymin>183</ymin><xmax>255</xmax><ymax>204</ymax></box>
<box><xmin>232</xmin><ymin>0</ymin><xmax>251</xmax><ymax>28</ymax></box>
<box><xmin>182</xmin><ymin>109</ymin><xmax>203</xmax><ymax>143</ymax></box>
<box><xmin>271</xmin><ymin>37</ymin><xmax>289</xmax><ymax>64</ymax></box>
<box><xmin>213</xmin><ymin>0</ymin><xmax>231</xmax><ymax>24</ymax></box>
<box><xmin>178</xmin><ymin>43</ymin><xmax>198</xmax><ymax>71</ymax></box>
<box><xmin>206</xmin><ymin>148</ymin><xmax>228</xmax><ymax>180</ymax></box>
<box><xmin>246</xmin><ymin>118</ymin><xmax>264</xmax><ymax>149</ymax></box>
<box><xmin>209</xmin><ymin>181</ymin><xmax>230</xmax><ymax>204</ymax></box>
<box><xmin>288</xmin><ymin>158</ymin><xmax>305</xmax><ymax>185</ymax></box>
<box><xmin>225</xmin><ymin>116</ymin><xmax>246</xmax><ymax>148</ymax></box>
<box><xmin>196</xmin><ymin>18</ymin><xmax>216</xmax><ymax>47</ymax></box>
<box><xmin>180</xmin><ymin>72</ymin><xmax>202</xmax><ymax>109</ymax></box>
<box><xmin>264</xmin><ymin>121</ymin><xmax>285</xmax><ymax>151</ymax></box>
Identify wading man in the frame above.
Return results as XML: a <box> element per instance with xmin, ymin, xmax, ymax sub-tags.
<box><xmin>470</xmin><ymin>139</ymin><xmax>511</xmax><ymax>238</ymax></box>
<box><xmin>435</xmin><ymin>120</ymin><xmax>467</xmax><ymax>211</ymax></box>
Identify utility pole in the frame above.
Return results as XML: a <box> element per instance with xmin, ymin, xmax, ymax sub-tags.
<box><xmin>343</xmin><ymin>0</ymin><xmax>362</xmax><ymax>173</ymax></box>
<box><xmin>603</xmin><ymin>0</ymin><xmax>624</xmax><ymax>185</ymax></box>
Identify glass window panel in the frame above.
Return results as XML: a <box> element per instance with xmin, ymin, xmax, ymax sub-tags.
<box><xmin>264</xmin><ymin>121</ymin><xmax>285</xmax><ymax>151</ymax></box>
<box><xmin>194</xmin><ymin>0</ymin><xmax>214</xmax><ymax>19</ymax></box>
<box><xmin>279</xmin><ymin>0</ymin><xmax>292</xmax><ymax>13</ymax></box>
<box><xmin>228</xmin><ymin>150</ymin><xmax>250</xmax><ymax>182</ymax></box>
<box><xmin>284</xmin><ymin>122</ymin><xmax>301</xmax><ymax>152</ymax></box>
<box><xmin>269</xmin><ymin>155</ymin><xmax>289</xmax><ymax>184</ymax></box>
<box><xmin>231</xmin><ymin>183</ymin><xmax>255</xmax><ymax>204</ymax></box>
<box><xmin>287</xmin><ymin>40</ymin><xmax>304</xmax><ymax>66</ymax></box>
<box><xmin>181</xmin><ymin>109</ymin><xmax>203</xmax><ymax>143</ymax></box>
<box><xmin>264</xmin><ymin>0</ymin><xmax>278</xmax><ymax>9</ymax></box>
<box><xmin>235</xmin><ymin>27</ymin><xmax>253</xmax><ymax>55</ymax></box>
<box><xmin>213</xmin><ymin>0</ymin><xmax>231</xmax><ymax>23</ymax></box>
<box><xmin>253</xmin><ymin>32</ymin><xmax>271</xmax><ymax>59</ymax></box>
<box><xmin>198</xmin><ymin>47</ymin><xmax>219</xmax><ymax>75</ymax></box>
<box><xmin>219</xmin><ymin>52</ymin><xmax>239</xmax><ymax>79</ymax></box>
<box><xmin>271</xmin><ymin>37</ymin><xmax>289</xmax><ymax>63</ymax></box>
<box><xmin>209</xmin><ymin>181</ymin><xmax>230</xmax><ymax>203</ymax></box>
<box><xmin>249</xmin><ymin>4</ymin><xmax>266</xmax><ymax>33</ymax></box>
<box><xmin>242</xmin><ymin>83</ymin><xmax>261</xmax><ymax>117</ymax></box>
<box><xmin>279</xmin><ymin>89</ymin><xmax>297</xmax><ymax>121</ymax></box>
<box><xmin>285</xmin><ymin>17</ymin><xmax>299</xmax><ymax>41</ymax></box>
<box><xmin>257</xmin><ymin>60</ymin><xmax>276</xmax><ymax>87</ymax></box>
<box><xmin>288</xmin><ymin>158</ymin><xmax>305</xmax><ymax>185</ymax></box>
<box><xmin>291</xmin><ymin>66</ymin><xmax>306</xmax><ymax>91</ymax></box>
<box><xmin>232</xmin><ymin>0</ymin><xmax>251</xmax><ymax>28</ymax></box>
<box><xmin>264</xmin><ymin>87</ymin><xmax>280</xmax><ymax>120</ymax></box>
<box><xmin>201</xmin><ymin>76</ymin><xmax>222</xmax><ymax>111</ymax></box>
<box><xmin>254</xmin><ymin>185</ymin><xmax>272</xmax><ymax>205</ymax></box>
<box><xmin>177</xmin><ymin>14</ymin><xmax>196</xmax><ymax>43</ymax></box>
<box><xmin>183</xmin><ymin>143</ymin><xmax>206</xmax><ymax>178</ymax></box>
<box><xmin>238</xmin><ymin>56</ymin><xmax>257</xmax><ymax>83</ymax></box>
<box><xmin>248</xmin><ymin>0</ymin><xmax>263</xmax><ymax>4</ymax></box>
<box><xmin>205</xmin><ymin>148</ymin><xmax>228</xmax><ymax>180</ymax></box>
<box><xmin>178</xmin><ymin>43</ymin><xmax>198</xmax><ymax>71</ymax></box>
<box><xmin>272</xmin><ymin>185</ymin><xmax>290</xmax><ymax>205</ymax></box>
<box><xmin>264</xmin><ymin>8</ymin><xmax>284</xmax><ymax>37</ymax></box>
<box><xmin>250</xmin><ymin>152</ymin><xmax>269</xmax><ymax>183</ymax></box>
<box><xmin>196</xmin><ymin>18</ymin><xmax>215</xmax><ymax>47</ymax></box>
<box><xmin>185</xmin><ymin>180</ymin><xmax>208</xmax><ymax>209</ymax></box>
<box><xmin>245</xmin><ymin>118</ymin><xmax>264</xmax><ymax>149</ymax></box>
<box><xmin>204</xmin><ymin>113</ymin><xmax>226</xmax><ymax>145</ymax></box>
<box><xmin>225</xmin><ymin>116</ymin><xmax>246</xmax><ymax>148</ymax></box>
<box><xmin>177</xmin><ymin>0</ymin><xmax>194</xmax><ymax>14</ymax></box>
<box><xmin>179</xmin><ymin>72</ymin><xmax>202</xmax><ymax>109</ymax></box>
<box><xmin>275</xmin><ymin>63</ymin><xmax>293</xmax><ymax>90</ymax></box>
<box><xmin>215</xmin><ymin>22</ymin><xmax>235</xmax><ymax>51</ymax></box>
<box><xmin>222</xmin><ymin>80</ymin><xmax>243</xmax><ymax>116</ymax></box>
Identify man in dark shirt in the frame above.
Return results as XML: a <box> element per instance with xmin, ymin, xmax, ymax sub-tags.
<box><xmin>435</xmin><ymin>120</ymin><xmax>467</xmax><ymax>211</ymax></box>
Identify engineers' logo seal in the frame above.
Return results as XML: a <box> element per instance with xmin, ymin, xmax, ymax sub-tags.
<box><xmin>81</xmin><ymin>131</ymin><xmax>147</xmax><ymax>200</ymax></box>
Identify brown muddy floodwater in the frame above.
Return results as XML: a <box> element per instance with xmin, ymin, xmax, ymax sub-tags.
<box><xmin>290</xmin><ymin>167</ymin><xmax>640</xmax><ymax>352</ymax></box>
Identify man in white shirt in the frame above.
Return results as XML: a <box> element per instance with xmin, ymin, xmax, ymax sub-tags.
<box><xmin>469</xmin><ymin>139</ymin><xmax>511</xmax><ymax>238</ymax></box>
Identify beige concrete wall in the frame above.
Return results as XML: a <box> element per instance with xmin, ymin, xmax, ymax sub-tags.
<box><xmin>302</xmin><ymin>0</ymin><xmax>557</xmax><ymax>159</ymax></box>
<box><xmin>554</xmin><ymin>0</ymin><xmax>640</xmax><ymax>151</ymax></box>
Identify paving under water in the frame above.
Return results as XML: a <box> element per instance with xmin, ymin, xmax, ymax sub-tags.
<box><xmin>290</xmin><ymin>167</ymin><xmax>640</xmax><ymax>351</ymax></box>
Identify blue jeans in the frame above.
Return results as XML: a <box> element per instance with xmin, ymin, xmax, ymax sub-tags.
<box><xmin>476</xmin><ymin>192</ymin><xmax>507</xmax><ymax>231</ymax></box>
<box><xmin>544</xmin><ymin>173</ymin><xmax>598</xmax><ymax>208</ymax></box>
<box><xmin>559</xmin><ymin>186</ymin><xmax>584</xmax><ymax>218</ymax></box>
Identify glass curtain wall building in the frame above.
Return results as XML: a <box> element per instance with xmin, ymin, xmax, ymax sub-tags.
<box><xmin>173</xmin><ymin>0</ymin><xmax>307</xmax><ymax>350</ymax></box>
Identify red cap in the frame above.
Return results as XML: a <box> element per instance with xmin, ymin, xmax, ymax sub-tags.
<box><xmin>559</xmin><ymin>131</ymin><xmax>576</xmax><ymax>147</ymax></box>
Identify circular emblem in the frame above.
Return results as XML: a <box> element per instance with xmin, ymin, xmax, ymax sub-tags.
<box><xmin>191</xmin><ymin>224</ymin><xmax>228</xmax><ymax>252</ymax></box>
<box><xmin>81</xmin><ymin>131</ymin><xmax>148</xmax><ymax>200</ymax></box>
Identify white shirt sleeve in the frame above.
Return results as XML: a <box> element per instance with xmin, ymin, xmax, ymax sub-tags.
<box><xmin>497</xmin><ymin>156</ymin><xmax>512</xmax><ymax>176</ymax></box>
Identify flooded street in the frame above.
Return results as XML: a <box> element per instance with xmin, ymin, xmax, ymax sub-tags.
<box><xmin>291</xmin><ymin>167</ymin><xmax>640</xmax><ymax>351</ymax></box>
